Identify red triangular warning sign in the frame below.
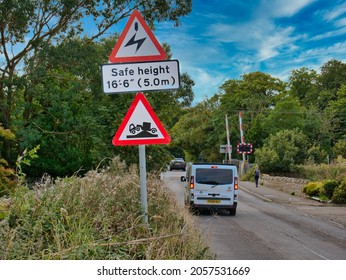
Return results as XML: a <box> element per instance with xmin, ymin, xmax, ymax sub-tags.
<box><xmin>112</xmin><ymin>93</ymin><xmax>171</xmax><ymax>146</ymax></box>
<box><xmin>109</xmin><ymin>10</ymin><xmax>167</xmax><ymax>63</ymax></box>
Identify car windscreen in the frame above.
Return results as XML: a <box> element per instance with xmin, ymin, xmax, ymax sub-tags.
<box><xmin>196</xmin><ymin>168</ymin><xmax>233</xmax><ymax>185</ymax></box>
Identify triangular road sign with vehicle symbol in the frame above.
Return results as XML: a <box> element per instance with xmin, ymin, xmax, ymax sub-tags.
<box><xmin>109</xmin><ymin>10</ymin><xmax>167</xmax><ymax>63</ymax></box>
<box><xmin>112</xmin><ymin>93</ymin><xmax>171</xmax><ymax>146</ymax></box>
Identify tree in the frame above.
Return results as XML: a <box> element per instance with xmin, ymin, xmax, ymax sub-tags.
<box><xmin>263</xmin><ymin>96</ymin><xmax>305</xmax><ymax>135</ymax></box>
<box><xmin>170</xmin><ymin>101</ymin><xmax>216</xmax><ymax>161</ymax></box>
<box><xmin>0</xmin><ymin>0</ymin><xmax>192</xmax><ymax>164</ymax></box>
<box><xmin>301</xmin><ymin>106</ymin><xmax>333</xmax><ymax>153</ymax></box>
<box><xmin>328</xmin><ymin>85</ymin><xmax>346</xmax><ymax>141</ymax></box>
<box><xmin>255</xmin><ymin>129</ymin><xmax>308</xmax><ymax>173</ymax></box>
<box><xmin>245</xmin><ymin>114</ymin><xmax>268</xmax><ymax>158</ymax></box>
<box><xmin>318</xmin><ymin>59</ymin><xmax>346</xmax><ymax>109</ymax></box>
<box><xmin>289</xmin><ymin>67</ymin><xmax>320</xmax><ymax>106</ymax></box>
<box><xmin>15</xmin><ymin>38</ymin><xmax>115</xmax><ymax>176</ymax></box>
<box><xmin>18</xmin><ymin>68</ymin><xmax>108</xmax><ymax>176</ymax></box>
<box><xmin>332</xmin><ymin>139</ymin><xmax>346</xmax><ymax>159</ymax></box>
<box><xmin>320</xmin><ymin>60</ymin><xmax>346</xmax><ymax>94</ymax></box>
<box><xmin>219</xmin><ymin>72</ymin><xmax>286</xmax><ymax>161</ymax></box>
<box><xmin>220</xmin><ymin>72</ymin><xmax>286</xmax><ymax>115</ymax></box>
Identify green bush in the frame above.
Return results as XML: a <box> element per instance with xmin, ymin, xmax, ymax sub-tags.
<box><xmin>332</xmin><ymin>181</ymin><xmax>346</xmax><ymax>204</ymax></box>
<box><xmin>254</xmin><ymin>147</ymin><xmax>280</xmax><ymax>173</ymax></box>
<box><xmin>307</xmin><ymin>145</ymin><xmax>327</xmax><ymax>164</ymax></box>
<box><xmin>241</xmin><ymin>165</ymin><xmax>256</xmax><ymax>181</ymax></box>
<box><xmin>0</xmin><ymin>160</ymin><xmax>16</xmax><ymax>197</ymax></box>
<box><xmin>303</xmin><ymin>182</ymin><xmax>323</xmax><ymax>197</ymax></box>
<box><xmin>255</xmin><ymin>129</ymin><xmax>308</xmax><ymax>174</ymax></box>
<box><xmin>322</xmin><ymin>180</ymin><xmax>339</xmax><ymax>199</ymax></box>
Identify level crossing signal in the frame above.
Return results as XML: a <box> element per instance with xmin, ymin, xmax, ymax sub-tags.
<box><xmin>237</xmin><ymin>143</ymin><xmax>253</xmax><ymax>154</ymax></box>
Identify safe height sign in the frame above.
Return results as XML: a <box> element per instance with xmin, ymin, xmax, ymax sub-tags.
<box><xmin>103</xmin><ymin>9</ymin><xmax>176</xmax><ymax>225</ymax></box>
<box><xmin>102</xmin><ymin>60</ymin><xmax>180</xmax><ymax>94</ymax></box>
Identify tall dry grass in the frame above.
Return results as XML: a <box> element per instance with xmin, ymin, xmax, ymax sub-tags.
<box><xmin>0</xmin><ymin>157</ymin><xmax>214</xmax><ymax>260</ymax></box>
<box><xmin>296</xmin><ymin>161</ymin><xmax>346</xmax><ymax>181</ymax></box>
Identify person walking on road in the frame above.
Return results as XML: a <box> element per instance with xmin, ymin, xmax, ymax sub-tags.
<box><xmin>254</xmin><ymin>166</ymin><xmax>260</xmax><ymax>187</ymax></box>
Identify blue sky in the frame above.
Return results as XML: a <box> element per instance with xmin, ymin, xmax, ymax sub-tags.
<box><xmin>2</xmin><ymin>1</ymin><xmax>346</xmax><ymax>105</ymax></box>
<box><xmin>149</xmin><ymin>0</ymin><xmax>346</xmax><ymax>103</ymax></box>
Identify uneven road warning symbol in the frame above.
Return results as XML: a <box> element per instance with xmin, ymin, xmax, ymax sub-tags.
<box><xmin>109</xmin><ymin>10</ymin><xmax>167</xmax><ymax>63</ymax></box>
<box><xmin>112</xmin><ymin>93</ymin><xmax>170</xmax><ymax>146</ymax></box>
<box><xmin>127</xmin><ymin>122</ymin><xmax>158</xmax><ymax>138</ymax></box>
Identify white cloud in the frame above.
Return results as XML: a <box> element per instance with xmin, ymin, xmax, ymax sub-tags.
<box><xmin>335</xmin><ymin>17</ymin><xmax>346</xmax><ymax>28</ymax></box>
<box><xmin>189</xmin><ymin>67</ymin><xmax>226</xmax><ymax>103</ymax></box>
<box><xmin>257</xmin><ymin>26</ymin><xmax>299</xmax><ymax>61</ymax></box>
<box><xmin>310</xmin><ymin>26</ymin><xmax>346</xmax><ymax>41</ymax></box>
<box><xmin>321</xmin><ymin>2</ymin><xmax>346</xmax><ymax>21</ymax></box>
<box><xmin>261</xmin><ymin>0</ymin><xmax>316</xmax><ymax>18</ymax></box>
<box><xmin>205</xmin><ymin>18</ymin><xmax>300</xmax><ymax>62</ymax></box>
<box><xmin>302</xmin><ymin>41</ymin><xmax>346</xmax><ymax>58</ymax></box>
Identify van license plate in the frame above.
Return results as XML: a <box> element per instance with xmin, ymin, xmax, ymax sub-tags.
<box><xmin>207</xmin><ymin>200</ymin><xmax>220</xmax><ymax>204</ymax></box>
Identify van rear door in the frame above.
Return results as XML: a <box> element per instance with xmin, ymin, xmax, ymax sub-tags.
<box><xmin>193</xmin><ymin>165</ymin><xmax>235</xmax><ymax>207</ymax></box>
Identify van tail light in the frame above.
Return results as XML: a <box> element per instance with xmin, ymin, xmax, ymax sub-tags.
<box><xmin>234</xmin><ymin>177</ymin><xmax>239</xmax><ymax>190</ymax></box>
<box><xmin>190</xmin><ymin>176</ymin><xmax>195</xmax><ymax>189</ymax></box>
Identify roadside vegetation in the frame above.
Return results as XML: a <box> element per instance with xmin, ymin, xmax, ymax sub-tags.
<box><xmin>303</xmin><ymin>179</ymin><xmax>346</xmax><ymax>204</ymax></box>
<box><xmin>241</xmin><ymin>158</ymin><xmax>346</xmax><ymax>203</ymax></box>
<box><xmin>301</xmin><ymin>158</ymin><xmax>346</xmax><ymax>203</ymax></box>
<box><xmin>0</xmin><ymin>158</ymin><xmax>214</xmax><ymax>260</ymax></box>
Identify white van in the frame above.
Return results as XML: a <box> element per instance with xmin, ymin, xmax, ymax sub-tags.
<box><xmin>181</xmin><ymin>163</ymin><xmax>238</xmax><ymax>215</ymax></box>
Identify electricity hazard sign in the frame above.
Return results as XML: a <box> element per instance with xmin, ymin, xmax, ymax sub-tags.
<box><xmin>109</xmin><ymin>10</ymin><xmax>167</xmax><ymax>63</ymax></box>
<box><xmin>112</xmin><ymin>93</ymin><xmax>171</xmax><ymax>146</ymax></box>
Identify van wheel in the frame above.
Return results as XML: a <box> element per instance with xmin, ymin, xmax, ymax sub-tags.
<box><xmin>229</xmin><ymin>208</ymin><xmax>236</xmax><ymax>216</ymax></box>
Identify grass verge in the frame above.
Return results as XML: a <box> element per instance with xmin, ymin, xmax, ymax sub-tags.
<box><xmin>0</xmin><ymin>157</ymin><xmax>214</xmax><ymax>260</ymax></box>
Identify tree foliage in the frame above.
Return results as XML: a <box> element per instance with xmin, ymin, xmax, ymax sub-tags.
<box><xmin>255</xmin><ymin>129</ymin><xmax>308</xmax><ymax>173</ymax></box>
<box><xmin>0</xmin><ymin>124</ymin><xmax>16</xmax><ymax>196</ymax></box>
<box><xmin>171</xmin><ymin>102</ymin><xmax>213</xmax><ymax>161</ymax></box>
<box><xmin>220</xmin><ymin>71</ymin><xmax>286</xmax><ymax>114</ymax></box>
<box><xmin>263</xmin><ymin>96</ymin><xmax>305</xmax><ymax>135</ymax></box>
<box><xmin>289</xmin><ymin>67</ymin><xmax>319</xmax><ymax>106</ymax></box>
<box><xmin>328</xmin><ymin>85</ymin><xmax>346</xmax><ymax>140</ymax></box>
<box><xmin>170</xmin><ymin>60</ymin><xmax>345</xmax><ymax>173</ymax></box>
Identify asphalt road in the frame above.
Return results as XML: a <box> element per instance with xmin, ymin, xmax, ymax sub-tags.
<box><xmin>162</xmin><ymin>171</ymin><xmax>346</xmax><ymax>260</ymax></box>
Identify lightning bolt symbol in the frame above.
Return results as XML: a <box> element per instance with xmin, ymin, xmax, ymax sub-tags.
<box><xmin>124</xmin><ymin>23</ymin><xmax>146</xmax><ymax>52</ymax></box>
<box><xmin>124</xmin><ymin>34</ymin><xmax>146</xmax><ymax>52</ymax></box>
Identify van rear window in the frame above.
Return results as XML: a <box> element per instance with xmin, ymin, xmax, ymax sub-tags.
<box><xmin>196</xmin><ymin>168</ymin><xmax>233</xmax><ymax>185</ymax></box>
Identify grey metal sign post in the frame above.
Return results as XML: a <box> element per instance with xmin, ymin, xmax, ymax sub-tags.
<box><xmin>139</xmin><ymin>145</ymin><xmax>148</xmax><ymax>224</ymax></box>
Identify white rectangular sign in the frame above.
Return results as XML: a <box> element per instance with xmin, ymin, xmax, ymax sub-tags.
<box><xmin>220</xmin><ymin>144</ymin><xmax>232</xmax><ymax>153</ymax></box>
<box><xmin>102</xmin><ymin>60</ymin><xmax>180</xmax><ymax>94</ymax></box>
